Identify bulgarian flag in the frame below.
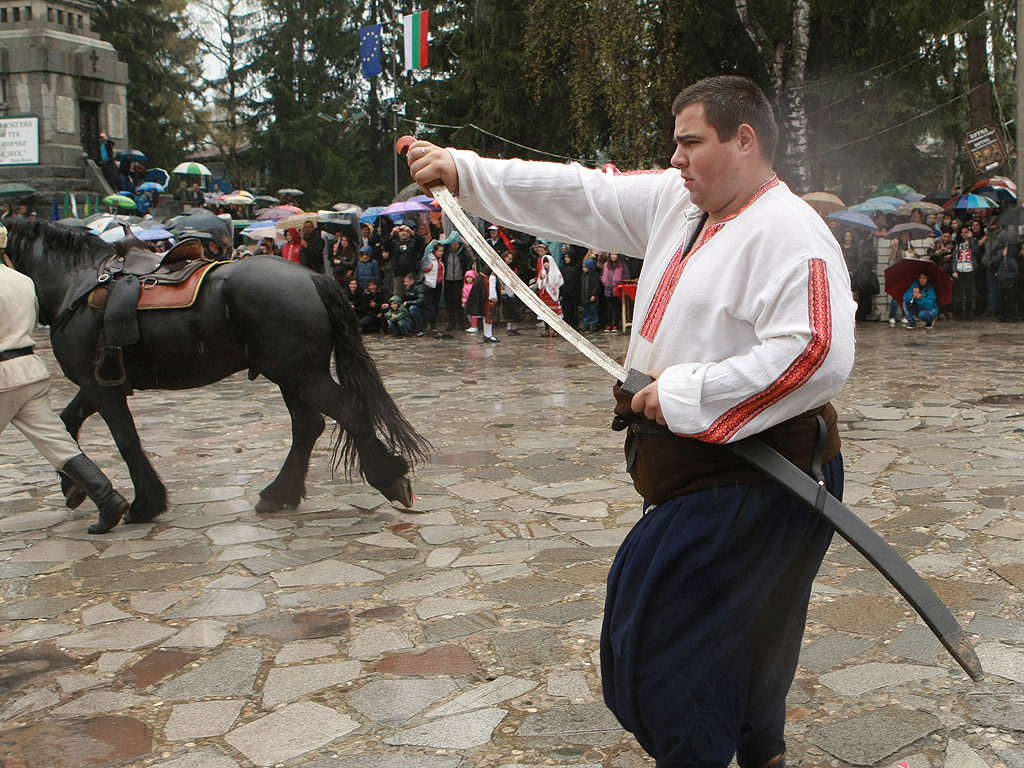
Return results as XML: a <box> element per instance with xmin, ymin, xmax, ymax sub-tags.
<box><xmin>403</xmin><ymin>10</ymin><xmax>428</xmax><ymax>72</ymax></box>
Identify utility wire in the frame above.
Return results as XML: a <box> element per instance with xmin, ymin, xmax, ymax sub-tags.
<box><xmin>811</xmin><ymin>81</ymin><xmax>989</xmax><ymax>156</ymax></box>
<box><xmin>401</xmin><ymin>117</ymin><xmax>594</xmax><ymax>165</ymax></box>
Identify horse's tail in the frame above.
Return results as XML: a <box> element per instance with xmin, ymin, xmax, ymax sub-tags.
<box><xmin>310</xmin><ymin>274</ymin><xmax>431</xmax><ymax>477</ymax></box>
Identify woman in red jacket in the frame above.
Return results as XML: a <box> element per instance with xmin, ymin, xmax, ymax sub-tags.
<box><xmin>281</xmin><ymin>228</ymin><xmax>304</xmax><ymax>264</ymax></box>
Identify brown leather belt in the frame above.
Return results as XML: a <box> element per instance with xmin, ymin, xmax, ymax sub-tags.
<box><xmin>0</xmin><ymin>346</ymin><xmax>33</xmax><ymax>362</ymax></box>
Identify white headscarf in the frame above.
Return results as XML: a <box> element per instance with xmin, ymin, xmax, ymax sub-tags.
<box><xmin>537</xmin><ymin>254</ymin><xmax>563</xmax><ymax>302</ymax></box>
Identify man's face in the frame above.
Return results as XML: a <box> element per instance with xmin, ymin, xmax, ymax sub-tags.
<box><xmin>940</xmin><ymin>232</ymin><xmax>952</xmax><ymax>244</ymax></box>
<box><xmin>670</xmin><ymin>104</ymin><xmax>743</xmax><ymax>214</ymax></box>
<box><xmin>303</xmin><ymin>221</ymin><xmax>314</xmax><ymax>235</ymax></box>
<box><xmin>404</xmin><ymin>277</ymin><xmax>414</xmax><ymax>289</ymax></box>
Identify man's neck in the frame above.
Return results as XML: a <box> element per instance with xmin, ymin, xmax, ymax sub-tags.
<box><xmin>706</xmin><ymin>164</ymin><xmax>775</xmax><ymax>226</ymax></box>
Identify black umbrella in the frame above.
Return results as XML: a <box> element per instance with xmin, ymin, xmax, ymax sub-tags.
<box><xmin>998</xmin><ymin>207</ymin><xmax>1024</xmax><ymax>227</ymax></box>
<box><xmin>922</xmin><ymin>189</ymin><xmax>953</xmax><ymax>205</ymax></box>
<box><xmin>169</xmin><ymin>209</ymin><xmax>232</xmax><ymax>248</ymax></box>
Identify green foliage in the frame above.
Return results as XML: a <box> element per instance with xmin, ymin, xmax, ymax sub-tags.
<box><xmin>247</xmin><ymin>0</ymin><xmax>363</xmax><ymax>207</ymax></box>
<box><xmin>93</xmin><ymin>0</ymin><xmax>204</xmax><ymax>167</ymax></box>
<box><xmin>101</xmin><ymin>0</ymin><xmax>1015</xmax><ymax>202</ymax></box>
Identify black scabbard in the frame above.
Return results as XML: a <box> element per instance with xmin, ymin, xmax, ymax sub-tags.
<box><xmin>727</xmin><ymin>436</ymin><xmax>983</xmax><ymax>682</ymax></box>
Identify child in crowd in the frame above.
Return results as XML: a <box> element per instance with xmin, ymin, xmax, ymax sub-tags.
<box><xmin>463</xmin><ymin>269</ymin><xmax>486</xmax><ymax>333</ymax></box>
<box><xmin>580</xmin><ymin>257</ymin><xmax>602</xmax><ymax>332</ymax></box>
<box><xmin>535</xmin><ymin>254</ymin><xmax>563</xmax><ymax>338</ymax></box>
<box><xmin>482</xmin><ymin>270</ymin><xmax>499</xmax><ymax>343</ymax></box>
<box><xmin>358</xmin><ymin>279</ymin><xmax>386</xmax><ymax>334</ymax></box>
<box><xmin>601</xmin><ymin>252</ymin><xmax>630</xmax><ymax>331</ymax></box>
<box><xmin>384</xmin><ymin>295</ymin><xmax>413</xmax><ymax>337</ymax></box>
<box><xmin>354</xmin><ymin>245</ymin><xmax>382</xmax><ymax>290</ymax></box>
<box><xmin>498</xmin><ymin>250</ymin><xmax>524</xmax><ymax>336</ymax></box>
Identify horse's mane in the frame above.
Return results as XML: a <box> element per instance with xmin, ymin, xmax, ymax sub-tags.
<box><xmin>6</xmin><ymin>218</ymin><xmax>113</xmax><ymax>271</ymax></box>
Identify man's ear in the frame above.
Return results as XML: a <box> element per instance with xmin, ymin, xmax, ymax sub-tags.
<box><xmin>737</xmin><ymin>123</ymin><xmax>757</xmax><ymax>153</ymax></box>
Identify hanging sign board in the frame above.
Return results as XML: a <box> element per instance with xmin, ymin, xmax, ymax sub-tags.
<box><xmin>0</xmin><ymin>116</ymin><xmax>40</xmax><ymax>166</ymax></box>
<box><xmin>963</xmin><ymin>125</ymin><xmax>1007</xmax><ymax>174</ymax></box>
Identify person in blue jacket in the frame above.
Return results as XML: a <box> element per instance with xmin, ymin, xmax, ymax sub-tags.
<box><xmin>903</xmin><ymin>271</ymin><xmax>939</xmax><ymax>328</ymax></box>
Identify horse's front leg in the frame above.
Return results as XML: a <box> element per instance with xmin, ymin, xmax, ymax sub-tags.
<box><xmin>84</xmin><ymin>387</ymin><xmax>167</xmax><ymax>523</ymax></box>
<box><xmin>58</xmin><ymin>390</ymin><xmax>98</xmax><ymax>509</ymax></box>
<box><xmin>256</xmin><ymin>387</ymin><xmax>325</xmax><ymax>513</ymax></box>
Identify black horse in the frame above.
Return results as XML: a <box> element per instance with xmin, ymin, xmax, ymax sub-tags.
<box><xmin>6</xmin><ymin>220</ymin><xmax>430</xmax><ymax>532</ymax></box>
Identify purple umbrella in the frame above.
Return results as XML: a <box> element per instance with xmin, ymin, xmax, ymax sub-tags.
<box><xmin>380</xmin><ymin>200</ymin><xmax>434</xmax><ymax>216</ymax></box>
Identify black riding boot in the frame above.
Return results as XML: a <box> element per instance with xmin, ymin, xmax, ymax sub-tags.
<box><xmin>60</xmin><ymin>454</ymin><xmax>130</xmax><ymax>535</ymax></box>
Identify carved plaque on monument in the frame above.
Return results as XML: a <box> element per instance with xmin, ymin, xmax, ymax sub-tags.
<box><xmin>107</xmin><ymin>104</ymin><xmax>126</xmax><ymax>140</ymax></box>
<box><xmin>56</xmin><ymin>96</ymin><xmax>76</xmax><ymax>134</ymax></box>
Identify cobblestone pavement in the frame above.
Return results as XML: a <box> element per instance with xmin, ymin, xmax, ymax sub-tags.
<box><xmin>2</xmin><ymin>320</ymin><xmax>1024</xmax><ymax>768</ymax></box>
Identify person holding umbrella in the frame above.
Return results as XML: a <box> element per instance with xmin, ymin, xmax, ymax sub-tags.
<box><xmin>903</xmin><ymin>271</ymin><xmax>939</xmax><ymax>329</ymax></box>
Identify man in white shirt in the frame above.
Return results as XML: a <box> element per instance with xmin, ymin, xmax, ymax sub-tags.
<box><xmin>407</xmin><ymin>76</ymin><xmax>855</xmax><ymax>768</ymax></box>
<box><xmin>1</xmin><ymin>228</ymin><xmax>130</xmax><ymax>535</ymax></box>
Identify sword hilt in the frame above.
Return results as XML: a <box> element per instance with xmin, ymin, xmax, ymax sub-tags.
<box><xmin>620</xmin><ymin>368</ymin><xmax>654</xmax><ymax>396</ymax></box>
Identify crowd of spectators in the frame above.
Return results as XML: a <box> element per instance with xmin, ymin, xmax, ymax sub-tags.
<box><xmin>271</xmin><ymin>212</ymin><xmax>644</xmax><ymax>342</ymax></box>
<box><xmin>833</xmin><ymin>205</ymin><xmax>1021</xmax><ymax>327</ymax></box>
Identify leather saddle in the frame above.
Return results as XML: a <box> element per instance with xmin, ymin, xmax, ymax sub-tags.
<box><xmin>88</xmin><ymin>238</ymin><xmax>222</xmax><ymax>387</ymax></box>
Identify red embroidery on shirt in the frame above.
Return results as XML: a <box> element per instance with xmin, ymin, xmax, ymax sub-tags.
<box><xmin>682</xmin><ymin>258</ymin><xmax>833</xmax><ymax>444</ymax></box>
<box><xmin>639</xmin><ymin>174</ymin><xmax>779</xmax><ymax>342</ymax></box>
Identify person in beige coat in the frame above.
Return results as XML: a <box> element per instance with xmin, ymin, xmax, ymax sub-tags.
<box><xmin>0</xmin><ymin>224</ymin><xmax>129</xmax><ymax>534</ymax></box>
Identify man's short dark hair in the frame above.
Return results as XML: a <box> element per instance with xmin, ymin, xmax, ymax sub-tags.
<box><xmin>672</xmin><ymin>76</ymin><xmax>779</xmax><ymax>162</ymax></box>
<box><xmin>404</xmin><ymin>272</ymin><xmax>417</xmax><ymax>281</ymax></box>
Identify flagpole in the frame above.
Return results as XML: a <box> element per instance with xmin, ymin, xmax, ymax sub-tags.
<box><xmin>392</xmin><ymin>8</ymin><xmax>400</xmax><ymax>198</ymax></box>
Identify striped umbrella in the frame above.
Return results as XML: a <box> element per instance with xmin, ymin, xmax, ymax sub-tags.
<box><xmin>172</xmin><ymin>161</ymin><xmax>212</xmax><ymax>176</ymax></box>
<box><xmin>944</xmin><ymin>193</ymin><xmax>998</xmax><ymax>210</ymax></box>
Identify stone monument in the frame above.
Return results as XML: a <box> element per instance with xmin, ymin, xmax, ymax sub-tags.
<box><xmin>0</xmin><ymin>0</ymin><xmax>128</xmax><ymax>200</ymax></box>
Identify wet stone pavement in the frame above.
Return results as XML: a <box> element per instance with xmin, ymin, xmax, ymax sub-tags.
<box><xmin>2</xmin><ymin>320</ymin><xmax>1024</xmax><ymax>768</ymax></box>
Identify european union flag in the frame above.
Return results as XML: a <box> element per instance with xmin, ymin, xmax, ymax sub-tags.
<box><xmin>359</xmin><ymin>24</ymin><xmax>382</xmax><ymax>78</ymax></box>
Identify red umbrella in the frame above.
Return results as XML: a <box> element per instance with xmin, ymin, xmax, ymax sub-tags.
<box><xmin>884</xmin><ymin>258</ymin><xmax>953</xmax><ymax>307</ymax></box>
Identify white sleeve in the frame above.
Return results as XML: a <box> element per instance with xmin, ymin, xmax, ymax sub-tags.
<box><xmin>657</xmin><ymin>257</ymin><xmax>855</xmax><ymax>443</ymax></box>
<box><xmin>450</xmin><ymin>150</ymin><xmax>665</xmax><ymax>258</ymax></box>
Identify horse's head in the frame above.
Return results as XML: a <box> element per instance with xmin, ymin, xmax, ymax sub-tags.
<box><xmin>6</xmin><ymin>218</ymin><xmax>111</xmax><ymax>275</ymax></box>
<box><xmin>5</xmin><ymin>219</ymin><xmax>113</xmax><ymax>322</ymax></box>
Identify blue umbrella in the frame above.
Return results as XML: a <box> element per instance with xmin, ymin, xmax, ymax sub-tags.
<box><xmin>115</xmin><ymin>149</ymin><xmax>147</xmax><ymax>162</ymax></box>
<box><xmin>145</xmin><ymin>168</ymin><xmax>171</xmax><ymax>188</ymax></box>
<box><xmin>361</xmin><ymin>205</ymin><xmax>387</xmax><ymax>223</ymax></box>
<box><xmin>827</xmin><ymin>210</ymin><xmax>877</xmax><ymax>230</ymax></box>
<box><xmin>137</xmin><ymin>181</ymin><xmax>166</xmax><ymax>192</ymax></box>
<box><xmin>135</xmin><ymin>227</ymin><xmax>174</xmax><ymax>241</ymax></box>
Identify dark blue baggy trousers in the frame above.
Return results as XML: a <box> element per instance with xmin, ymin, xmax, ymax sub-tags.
<box><xmin>601</xmin><ymin>455</ymin><xmax>842</xmax><ymax>768</ymax></box>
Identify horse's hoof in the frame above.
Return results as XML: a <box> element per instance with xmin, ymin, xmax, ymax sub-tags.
<box><xmin>378</xmin><ymin>477</ymin><xmax>415</xmax><ymax>509</ymax></box>
<box><xmin>255</xmin><ymin>498</ymin><xmax>283</xmax><ymax>513</ymax></box>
